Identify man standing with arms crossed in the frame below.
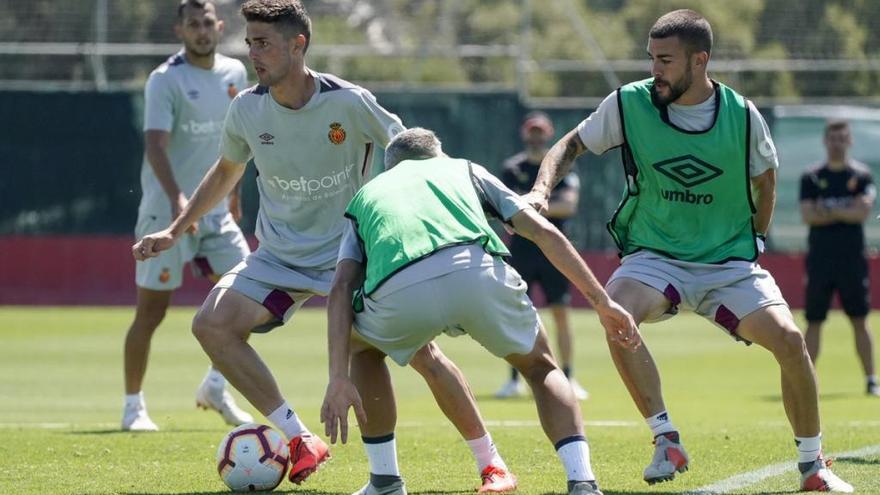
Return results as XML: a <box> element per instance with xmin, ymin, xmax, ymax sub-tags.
<box><xmin>800</xmin><ymin>119</ymin><xmax>878</xmax><ymax>397</ymax></box>
<box><xmin>134</xmin><ymin>1</ymin><xmax>517</xmax><ymax>490</ymax></box>
<box><xmin>123</xmin><ymin>0</ymin><xmax>252</xmax><ymax>432</ymax></box>
<box><xmin>495</xmin><ymin>111</ymin><xmax>587</xmax><ymax>400</ymax></box>
<box><xmin>526</xmin><ymin>9</ymin><xmax>853</xmax><ymax>492</ymax></box>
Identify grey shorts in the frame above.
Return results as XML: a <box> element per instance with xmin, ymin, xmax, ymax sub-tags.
<box><xmin>608</xmin><ymin>250</ymin><xmax>788</xmax><ymax>343</ymax></box>
<box><xmin>215</xmin><ymin>247</ymin><xmax>335</xmax><ymax>333</ymax></box>
<box><xmin>135</xmin><ymin>212</ymin><xmax>249</xmax><ymax>291</ymax></box>
<box><xmin>353</xmin><ymin>260</ymin><xmax>540</xmax><ymax>366</ymax></box>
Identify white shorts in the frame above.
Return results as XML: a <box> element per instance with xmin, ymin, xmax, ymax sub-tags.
<box><xmin>353</xmin><ymin>259</ymin><xmax>540</xmax><ymax>366</ymax></box>
<box><xmin>215</xmin><ymin>247</ymin><xmax>335</xmax><ymax>333</ymax></box>
<box><xmin>135</xmin><ymin>212</ymin><xmax>249</xmax><ymax>291</ymax></box>
<box><xmin>609</xmin><ymin>250</ymin><xmax>788</xmax><ymax>343</ymax></box>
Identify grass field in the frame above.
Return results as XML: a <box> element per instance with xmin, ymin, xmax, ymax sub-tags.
<box><xmin>1</xmin><ymin>306</ymin><xmax>878</xmax><ymax>495</ymax></box>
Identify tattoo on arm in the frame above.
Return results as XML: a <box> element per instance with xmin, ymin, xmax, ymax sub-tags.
<box><xmin>535</xmin><ymin>131</ymin><xmax>586</xmax><ymax>196</ymax></box>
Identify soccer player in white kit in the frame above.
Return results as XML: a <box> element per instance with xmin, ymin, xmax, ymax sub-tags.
<box><xmin>134</xmin><ymin>1</ymin><xmax>518</xmax><ymax>490</ymax></box>
<box><xmin>122</xmin><ymin>0</ymin><xmax>252</xmax><ymax>432</ymax></box>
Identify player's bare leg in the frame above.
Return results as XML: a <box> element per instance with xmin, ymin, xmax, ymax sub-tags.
<box><xmin>737</xmin><ymin>305</ymin><xmax>820</xmax><ymax>436</ymax></box>
<box><xmin>605</xmin><ymin>278</ymin><xmax>688</xmax><ymax>484</ymax></box>
<box><xmin>410</xmin><ymin>342</ymin><xmax>516</xmax><ymax>493</ymax></box>
<box><xmin>737</xmin><ymin>305</ymin><xmax>851</xmax><ymax>491</ymax></box>
<box><xmin>604</xmin><ymin>278</ymin><xmax>670</xmax><ymax>418</ymax></box>
<box><xmin>121</xmin><ymin>287</ymin><xmax>173</xmax><ymax>431</ymax></box>
<box><xmin>506</xmin><ymin>325</ymin><xmax>599</xmax><ymax>494</ymax></box>
<box><xmin>193</xmin><ymin>286</ymin><xmax>328</xmax><ymax>484</ymax></box>
<box><xmin>192</xmin><ymin>287</ymin><xmax>280</xmax><ymax>413</ymax></box>
<box><xmin>804</xmin><ymin>321</ymin><xmax>823</xmax><ymax>364</ymax></box>
<box><xmin>848</xmin><ymin>316</ymin><xmax>878</xmax><ymax>395</ymax></box>
<box><xmin>348</xmin><ymin>339</ymin><xmax>406</xmax><ymax>495</ymax></box>
<box><xmin>410</xmin><ymin>342</ymin><xmax>484</xmax><ymax>439</ymax></box>
<box><xmin>551</xmin><ymin>304</ymin><xmax>587</xmax><ymax>399</ymax></box>
<box><xmin>124</xmin><ymin>287</ymin><xmax>173</xmax><ymax>394</ymax></box>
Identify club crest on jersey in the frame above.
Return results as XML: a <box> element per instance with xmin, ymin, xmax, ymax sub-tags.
<box><xmin>227</xmin><ymin>83</ymin><xmax>238</xmax><ymax>99</ymax></box>
<box><xmin>328</xmin><ymin>122</ymin><xmax>346</xmax><ymax>145</ymax></box>
<box><xmin>159</xmin><ymin>268</ymin><xmax>171</xmax><ymax>283</ymax></box>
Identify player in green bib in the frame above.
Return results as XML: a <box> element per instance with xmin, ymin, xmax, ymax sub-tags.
<box><xmin>321</xmin><ymin>128</ymin><xmax>641</xmax><ymax>495</ymax></box>
<box><xmin>527</xmin><ymin>9</ymin><xmax>852</xmax><ymax>493</ymax></box>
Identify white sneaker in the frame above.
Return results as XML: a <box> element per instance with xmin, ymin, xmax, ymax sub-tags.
<box><xmin>494</xmin><ymin>379</ymin><xmax>526</xmax><ymax>399</ymax></box>
<box><xmin>569</xmin><ymin>378</ymin><xmax>589</xmax><ymax>401</ymax></box>
<box><xmin>195</xmin><ymin>378</ymin><xmax>253</xmax><ymax>426</ymax></box>
<box><xmin>121</xmin><ymin>403</ymin><xmax>158</xmax><ymax>431</ymax></box>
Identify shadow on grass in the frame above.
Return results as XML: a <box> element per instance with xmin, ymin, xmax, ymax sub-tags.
<box><xmin>837</xmin><ymin>456</ymin><xmax>880</xmax><ymax>465</ymax></box>
<box><xmin>759</xmin><ymin>391</ymin><xmax>853</xmax><ymax>402</ymax></box>
<box><xmin>120</xmin><ymin>491</ymin><xmax>350</xmax><ymax>495</ymax></box>
<box><xmin>67</xmin><ymin>428</ymin><xmax>221</xmax><ymax>435</ymax></box>
<box><xmin>473</xmin><ymin>393</ymin><xmax>533</xmax><ymax>402</ymax></box>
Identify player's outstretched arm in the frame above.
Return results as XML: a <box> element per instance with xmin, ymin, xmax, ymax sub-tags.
<box><xmin>132</xmin><ymin>156</ymin><xmax>245</xmax><ymax>261</ymax></box>
<box><xmin>510</xmin><ymin>207</ymin><xmax>641</xmax><ymax>351</ymax></box>
<box><xmin>525</xmin><ymin>129</ymin><xmax>587</xmax><ymax>212</ymax></box>
<box><xmin>321</xmin><ymin>259</ymin><xmax>368</xmax><ymax>445</ymax></box>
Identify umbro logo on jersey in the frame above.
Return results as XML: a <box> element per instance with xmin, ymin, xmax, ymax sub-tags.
<box><xmin>187</xmin><ymin>89</ymin><xmax>199</xmax><ymax>100</ymax></box>
<box><xmin>653</xmin><ymin>155</ymin><xmax>722</xmax><ymax>188</ymax></box>
<box><xmin>259</xmin><ymin>132</ymin><xmax>275</xmax><ymax>145</ymax></box>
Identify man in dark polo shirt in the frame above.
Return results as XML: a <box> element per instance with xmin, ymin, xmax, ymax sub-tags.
<box><xmin>799</xmin><ymin>119</ymin><xmax>878</xmax><ymax>397</ymax></box>
<box><xmin>495</xmin><ymin>111</ymin><xmax>588</xmax><ymax>400</ymax></box>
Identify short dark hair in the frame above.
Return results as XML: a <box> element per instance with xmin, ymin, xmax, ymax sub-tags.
<box><xmin>825</xmin><ymin>119</ymin><xmax>850</xmax><ymax>136</ymax></box>
<box><xmin>241</xmin><ymin>0</ymin><xmax>312</xmax><ymax>51</ymax></box>
<box><xmin>384</xmin><ymin>128</ymin><xmax>442</xmax><ymax>169</ymax></box>
<box><xmin>177</xmin><ymin>0</ymin><xmax>210</xmax><ymax>20</ymax></box>
<box><xmin>649</xmin><ymin>9</ymin><xmax>713</xmax><ymax>56</ymax></box>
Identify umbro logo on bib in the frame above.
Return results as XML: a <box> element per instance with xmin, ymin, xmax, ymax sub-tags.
<box><xmin>653</xmin><ymin>155</ymin><xmax>722</xmax><ymax>188</ymax></box>
<box><xmin>259</xmin><ymin>132</ymin><xmax>274</xmax><ymax>145</ymax></box>
<box><xmin>654</xmin><ymin>155</ymin><xmax>723</xmax><ymax>205</ymax></box>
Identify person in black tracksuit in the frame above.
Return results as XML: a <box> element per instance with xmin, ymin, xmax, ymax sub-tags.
<box><xmin>799</xmin><ymin>119</ymin><xmax>878</xmax><ymax>396</ymax></box>
<box><xmin>494</xmin><ymin>112</ymin><xmax>588</xmax><ymax>400</ymax></box>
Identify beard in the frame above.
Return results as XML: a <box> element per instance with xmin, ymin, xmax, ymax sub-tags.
<box><xmin>185</xmin><ymin>38</ymin><xmax>216</xmax><ymax>58</ymax></box>
<box><xmin>650</xmin><ymin>63</ymin><xmax>693</xmax><ymax>105</ymax></box>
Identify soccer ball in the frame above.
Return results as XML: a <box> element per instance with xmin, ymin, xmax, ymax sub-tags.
<box><xmin>216</xmin><ymin>423</ymin><xmax>289</xmax><ymax>492</ymax></box>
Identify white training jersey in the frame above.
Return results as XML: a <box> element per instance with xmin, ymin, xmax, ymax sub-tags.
<box><xmin>220</xmin><ymin>70</ymin><xmax>404</xmax><ymax>270</ymax></box>
<box><xmin>140</xmin><ymin>50</ymin><xmax>248</xmax><ymax>218</ymax></box>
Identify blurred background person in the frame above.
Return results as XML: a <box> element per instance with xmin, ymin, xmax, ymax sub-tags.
<box><xmin>799</xmin><ymin>119</ymin><xmax>878</xmax><ymax>397</ymax></box>
<box><xmin>494</xmin><ymin>112</ymin><xmax>587</xmax><ymax>400</ymax></box>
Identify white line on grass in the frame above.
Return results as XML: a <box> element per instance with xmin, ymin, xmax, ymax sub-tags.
<box><xmin>685</xmin><ymin>444</ymin><xmax>880</xmax><ymax>494</ymax></box>
<box><xmin>0</xmin><ymin>422</ymin><xmax>118</xmax><ymax>429</ymax></box>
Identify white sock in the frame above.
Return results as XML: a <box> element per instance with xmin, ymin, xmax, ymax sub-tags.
<box><xmin>125</xmin><ymin>391</ymin><xmax>144</xmax><ymax>409</ymax></box>
<box><xmin>555</xmin><ymin>436</ymin><xmax>595</xmax><ymax>481</ymax></box>
<box><xmin>363</xmin><ymin>434</ymin><xmax>401</xmax><ymax>476</ymax></box>
<box><xmin>646</xmin><ymin>410</ymin><xmax>677</xmax><ymax>437</ymax></box>
<box><xmin>466</xmin><ymin>432</ymin><xmax>507</xmax><ymax>472</ymax></box>
<box><xmin>266</xmin><ymin>401</ymin><xmax>308</xmax><ymax>439</ymax></box>
<box><xmin>205</xmin><ymin>367</ymin><xmax>225</xmax><ymax>389</ymax></box>
<box><xmin>795</xmin><ymin>434</ymin><xmax>822</xmax><ymax>464</ymax></box>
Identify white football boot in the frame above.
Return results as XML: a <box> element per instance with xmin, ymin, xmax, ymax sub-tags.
<box><xmin>195</xmin><ymin>376</ymin><xmax>253</xmax><ymax>426</ymax></box>
<box><xmin>643</xmin><ymin>432</ymin><xmax>689</xmax><ymax>484</ymax></box>
<box><xmin>494</xmin><ymin>379</ymin><xmax>527</xmax><ymax>399</ymax></box>
<box><xmin>352</xmin><ymin>479</ymin><xmax>407</xmax><ymax>495</ymax></box>
<box><xmin>569</xmin><ymin>378</ymin><xmax>590</xmax><ymax>401</ymax></box>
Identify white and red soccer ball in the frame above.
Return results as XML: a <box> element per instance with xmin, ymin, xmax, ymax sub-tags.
<box><xmin>216</xmin><ymin>423</ymin><xmax>289</xmax><ymax>492</ymax></box>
